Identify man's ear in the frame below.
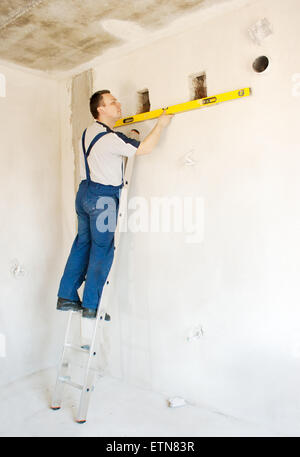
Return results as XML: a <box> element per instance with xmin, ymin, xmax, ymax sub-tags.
<box><xmin>97</xmin><ymin>105</ymin><xmax>104</xmax><ymax>116</ymax></box>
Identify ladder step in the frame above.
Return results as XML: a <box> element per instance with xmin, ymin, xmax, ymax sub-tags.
<box><xmin>64</xmin><ymin>343</ymin><xmax>90</xmax><ymax>352</ymax></box>
<box><xmin>58</xmin><ymin>376</ymin><xmax>83</xmax><ymax>391</ymax></box>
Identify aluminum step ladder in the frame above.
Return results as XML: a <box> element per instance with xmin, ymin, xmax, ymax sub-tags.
<box><xmin>51</xmin><ymin>151</ymin><xmax>135</xmax><ymax>423</ymax></box>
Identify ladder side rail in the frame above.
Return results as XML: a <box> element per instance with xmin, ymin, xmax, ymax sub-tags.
<box><xmin>76</xmin><ymin>154</ymin><xmax>135</xmax><ymax>423</ymax></box>
<box><xmin>51</xmin><ymin>311</ymin><xmax>75</xmax><ymax>409</ymax></box>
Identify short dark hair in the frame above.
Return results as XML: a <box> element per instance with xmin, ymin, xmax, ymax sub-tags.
<box><xmin>89</xmin><ymin>90</ymin><xmax>110</xmax><ymax>119</ymax></box>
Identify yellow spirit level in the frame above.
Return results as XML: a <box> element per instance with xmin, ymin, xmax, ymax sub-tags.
<box><xmin>114</xmin><ymin>87</ymin><xmax>251</xmax><ymax>128</ymax></box>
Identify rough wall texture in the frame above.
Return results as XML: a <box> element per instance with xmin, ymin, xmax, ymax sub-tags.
<box><xmin>0</xmin><ymin>0</ymin><xmax>208</xmax><ymax>71</ymax></box>
<box><xmin>78</xmin><ymin>0</ymin><xmax>300</xmax><ymax>434</ymax></box>
<box><xmin>0</xmin><ymin>64</ymin><xmax>65</xmax><ymax>387</ymax></box>
<box><xmin>71</xmin><ymin>70</ymin><xmax>93</xmax><ymax>191</ymax></box>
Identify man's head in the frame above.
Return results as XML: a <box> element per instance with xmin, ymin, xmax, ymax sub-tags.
<box><xmin>89</xmin><ymin>90</ymin><xmax>122</xmax><ymax>126</ymax></box>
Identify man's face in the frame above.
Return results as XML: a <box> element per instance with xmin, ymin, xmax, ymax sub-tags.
<box><xmin>98</xmin><ymin>93</ymin><xmax>122</xmax><ymax>121</ymax></box>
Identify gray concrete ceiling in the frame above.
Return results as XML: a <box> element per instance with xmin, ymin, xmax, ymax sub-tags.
<box><xmin>0</xmin><ymin>0</ymin><xmax>212</xmax><ymax>73</ymax></box>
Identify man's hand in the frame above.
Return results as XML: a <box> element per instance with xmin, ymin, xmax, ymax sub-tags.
<box><xmin>136</xmin><ymin>110</ymin><xmax>174</xmax><ymax>156</ymax></box>
<box><xmin>157</xmin><ymin>110</ymin><xmax>174</xmax><ymax>128</ymax></box>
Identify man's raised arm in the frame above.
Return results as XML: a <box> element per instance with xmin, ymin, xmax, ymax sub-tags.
<box><xmin>136</xmin><ymin>111</ymin><xmax>174</xmax><ymax>156</ymax></box>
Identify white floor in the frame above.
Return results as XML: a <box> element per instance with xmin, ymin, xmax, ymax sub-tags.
<box><xmin>0</xmin><ymin>368</ymin><xmax>280</xmax><ymax>437</ymax></box>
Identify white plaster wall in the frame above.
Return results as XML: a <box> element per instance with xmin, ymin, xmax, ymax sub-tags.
<box><xmin>0</xmin><ymin>64</ymin><xmax>67</xmax><ymax>387</ymax></box>
<box><xmin>80</xmin><ymin>0</ymin><xmax>300</xmax><ymax>431</ymax></box>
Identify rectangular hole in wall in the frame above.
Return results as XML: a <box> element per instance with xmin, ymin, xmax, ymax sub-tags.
<box><xmin>137</xmin><ymin>88</ymin><xmax>150</xmax><ymax>114</ymax></box>
<box><xmin>189</xmin><ymin>72</ymin><xmax>207</xmax><ymax>100</ymax></box>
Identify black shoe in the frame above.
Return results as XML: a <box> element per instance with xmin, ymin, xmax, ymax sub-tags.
<box><xmin>82</xmin><ymin>308</ymin><xmax>97</xmax><ymax>319</ymax></box>
<box><xmin>82</xmin><ymin>308</ymin><xmax>111</xmax><ymax>320</ymax></box>
<box><xmin>56</xmin><ymin>297</ymin><xmax>82</xmax><ymax>312</ymax></box>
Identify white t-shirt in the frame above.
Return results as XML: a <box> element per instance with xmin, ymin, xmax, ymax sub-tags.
<box><xmin>79</xmin><ymin>121</ymin><xmax>140</xmax><ymax>186</ymax></box>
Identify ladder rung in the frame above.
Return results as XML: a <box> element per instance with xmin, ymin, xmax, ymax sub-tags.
<box><xmin>67</xmin><ymin>361</ymin><xmax>105</xmax><ymax>377</ymax></box>
<box><xmin>58</xmin><ymin>376</ymin><xmax>83</xmax><ymax>390</ymax></box>
<box><xmin>64</xmin><ymin>343</ymin><xmax>90</xmax><ymax>352</ymax></box>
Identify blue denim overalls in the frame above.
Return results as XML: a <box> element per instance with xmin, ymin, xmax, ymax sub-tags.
<box><xmin>57</xmin><ymin>127</ymin><xmax>123</xmax><ymax>310</ymax></box>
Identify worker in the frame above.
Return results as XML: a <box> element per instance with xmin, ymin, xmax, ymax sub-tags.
<box><xmin>56</xmin><ymin>90</ymin><xmax>173</xmax><ymax>318</ymax></box>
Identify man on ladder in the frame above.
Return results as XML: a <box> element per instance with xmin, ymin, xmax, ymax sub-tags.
<box><xmin>56</xmin><ymin>90</ymin><xmax>173</xmax><ymax>318</ymax></box>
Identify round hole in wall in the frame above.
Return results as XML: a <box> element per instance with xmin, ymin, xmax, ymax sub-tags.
<box><xmin>252</xmin><ymin>55</ymin><xmax>269</xmax><ymax>73</ymax></box>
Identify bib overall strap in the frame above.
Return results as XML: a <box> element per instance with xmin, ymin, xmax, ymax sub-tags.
<box><xmin>81</xmin><ymin>130</ymin><xmax>109</xmax><ymax>182</ymax></box>
<box><xmin>114</xmin><ymin>131</ymin><xmax>140</xmax><ymax>186</ymax></box>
